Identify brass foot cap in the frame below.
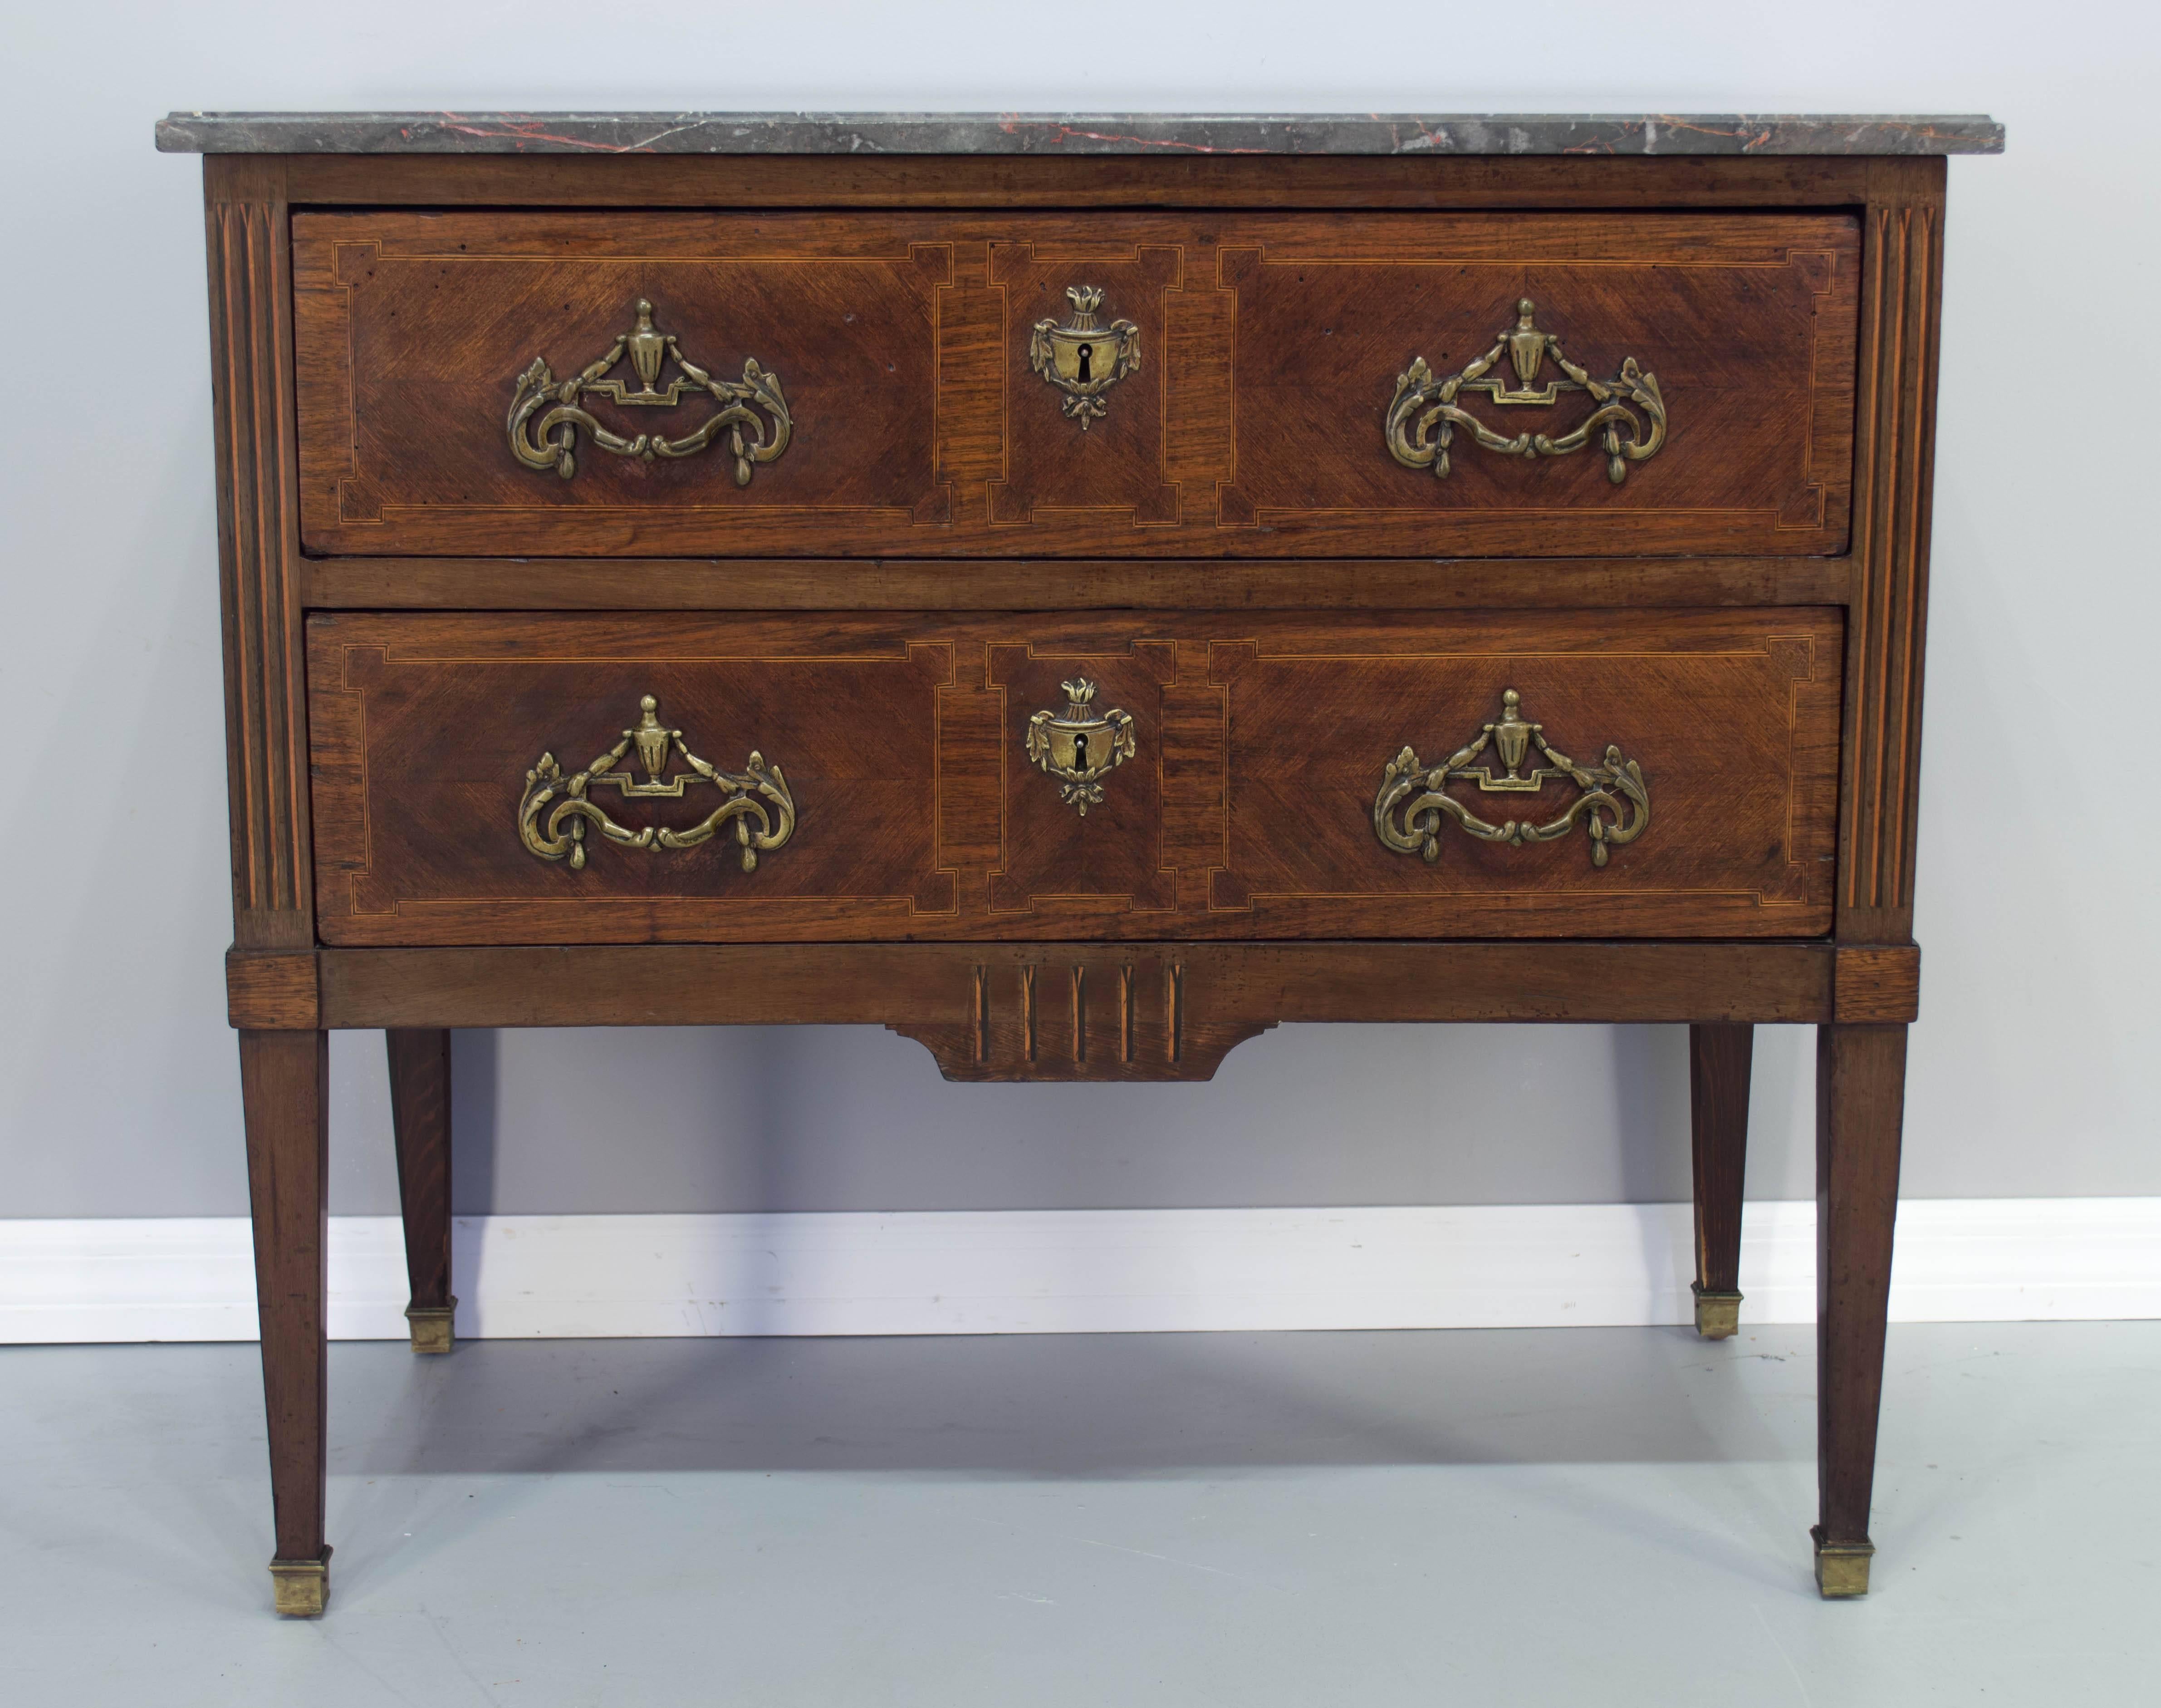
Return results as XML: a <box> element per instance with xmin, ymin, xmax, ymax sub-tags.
<box><xmin>1811</xmin><ymin>1526</ymin><xmax>1873</xmax><ymax>1598</ymax></box>
<box><xmin>405</xmin><ymin>1300</ymin><xmax>457</xmax><ymax>1355</ymax></box>
<box><xmin>1692</xmin><ymin>1285</ymin><xmax>1743</xmax><ymax>1340</ymax></box>
<box><xmin>269</xmin><ymin>1546</ymin><xmax>332</xmax><ymax>1617</ymax></box>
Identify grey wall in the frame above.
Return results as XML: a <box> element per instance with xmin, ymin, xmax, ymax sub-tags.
<box><xmin>4</xmin><ymin>0</ymin><xmax>2156</xmax><ymax>1222</ymax></box>
<box><xmin>337</xmin><ymin>1025</ymin><xmax>1813</xmax><ymax>1215</ymax></box>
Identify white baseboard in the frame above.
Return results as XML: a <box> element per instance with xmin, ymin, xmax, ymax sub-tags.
<box><xmin>3</xmin><ymin>1199</ymin><xmax>2156</xmax><ymax>1344</ymax></box>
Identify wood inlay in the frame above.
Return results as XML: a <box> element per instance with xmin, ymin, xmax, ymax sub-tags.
<box><xmin>1839</xmin><ymin>159</ymin><xmax>1945</xmax><ymax>941</ymax></box>
<box><xmin>185</xmin><ymin>133</ymin><xmax>1980</xmax><ymax>1611</ymax></box>
<box><xmin>208</xmin><ymin>160</ymin><xmax>312</xmax><ymax>947</ymax></box>
<box><xmin>292</xmin><ymin>210</ymin><xmax>1857</xmax><ymax>560</ymax></box>
<box><xmin>310</xmin><ymin>939</ymin><xmax>1845</xmax><ymax>1065</ymax></box>
<box><xmin>891</xmin><ymin>950</ymin><xmax>1264</xmax><ymax>1082</ymax></box>
<box><xmin>308</xmin><ymin>609</ymin><xmax>1841</xmax><ymax>946</ymax></box>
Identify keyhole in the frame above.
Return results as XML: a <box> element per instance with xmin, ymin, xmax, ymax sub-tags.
<box><xmin>1074</xmin><ymin>732</ymin><xmax>1090</xmax><ymax>769</ymax></box>
<box><xmin>1076</xmin><ymin>343</ymin><xmax>1094</xmax><ymax>383</ymax></box>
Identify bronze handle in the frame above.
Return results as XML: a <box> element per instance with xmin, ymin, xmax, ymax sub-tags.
<box><xmin>1373</xmin><ymin>688</ymin><xmax>1649</xmax><ymax>868</ymax></box>
<box><xmin>1385</xmin><ymin>297</ymin><xmax>1666</xmax><ymax>485</ymax></box>
<box><xmin>518</xmin><ymin>694</ymin><xmax>795</xmax><ymax>873</ymax></box>
<box><xmin>507</xmin><ymin>298</ymin><xmax>791</xmax><ymax>485</ymax></box>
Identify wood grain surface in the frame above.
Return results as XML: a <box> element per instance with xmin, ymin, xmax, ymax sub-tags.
<box><xmin>210</xmin><ymin>158</ymin><xmax>314</xmax><ymax>952</ymax></box>
<box><xmin>306</xmin><ymin>607</ymin><xmax>1842</xmax><ymax>946</ymax></box>
<box><xmin>385</xmin><ymin>1030</ymin><xmax>453</xmax><ymax>1330</ymax></box>
<box><xmin>314</xmin><ymin>940</ymin><xmax>1842</xmax><ymax>1051</ymax></box>
<box><xmin>195</xmin><ymin>139</ymin><xmax>1960</xmax><ymax>1606</ymax></box>
<box><xmin>1690</xmin><ymin>1023</ymin><xmax>1755</xmax><ymax>1302</ymax></box>
<box><xmin>293</xmin><ymin>210</ymin><xmax>1858</xmax><ymax>559</ymax></box>
<box><xmin>1815</xmin><ymin>1021</ymin><xmax>1910</xmax><ymax>1560</ymax></box>
<box><xmin>239</xmin><ymin>1028</ymin><xmax>329</xmax><ymax>1574</ymax></box>
<box><xmin>226</xmin><ymin>949</ymin><xmax>320</xmax><ymax>1029</ymax></box>
<box><xmin>282</xmin><ymin>152</ymin><xmax>1878</xmax><ymax>212</ymax></box>
<box><xmin>1838</xmin><ymin>158</ymin><xmax>1945</xmax><ymax>945</ymax></box>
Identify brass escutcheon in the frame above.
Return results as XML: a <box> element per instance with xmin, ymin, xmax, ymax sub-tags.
<box><xmin>1029</xmin><ymin>286</ymin><xmax>1142</xmax><ymax>430</ymax></box>
<box><xmin>1025</xmin><ymin>677</ymin><xmax>1137</xmax><ymax>815</ymax></box>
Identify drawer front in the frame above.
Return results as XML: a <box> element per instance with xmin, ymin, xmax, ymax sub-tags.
<box><xmin>309</xmin><ymin>609</ymin><xmax>1841</xmax><ymax>944</ymax></box>
<box><xmin>294</xmin><ymin>211</ymin><xmax>1857</xmax><ymax>559</ymax></box>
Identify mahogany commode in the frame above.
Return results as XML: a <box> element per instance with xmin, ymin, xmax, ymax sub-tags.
<box><xmin>160</xmin><ymin>108</ymin><xmax>2001</xmax><ymax>1616</ymax></box>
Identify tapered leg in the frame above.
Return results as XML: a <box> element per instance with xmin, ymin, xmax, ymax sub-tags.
<box><xmin>387</xmin><ymin>1028</ymin><xmax>456</xmax><ymax>1354</ymax></box>
<box><xmin>240</xmin><ymin>1029</ymin><xmax>332</xmax><ymax>1617</ymax></box>
<box><xmin>1813</xmin><ymin>1022</ymin><xmax>1908</xmax><ymax>1598</ymax></box>
<box><xmin>1688</xmin><ymin>1023</ymin><xmax>1754</xmax><ymax>1338</ymax></box>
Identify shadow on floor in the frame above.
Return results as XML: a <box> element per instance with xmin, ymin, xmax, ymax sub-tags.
<box><xmin>334</xmin><ymin>1325</ymin><xmax>1810</xmax><ymax>1480</ymax></box>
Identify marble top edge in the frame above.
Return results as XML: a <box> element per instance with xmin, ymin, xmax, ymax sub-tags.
<box><xmin>154</xmin><ymin>111</ymin><xmax>2005</xmax><ymax>157</ymax></box>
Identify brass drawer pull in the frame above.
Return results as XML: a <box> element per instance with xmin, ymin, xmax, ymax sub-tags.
<box><xmin>507</xmin><ymin>299</ymin><xmax>791</xmax><ymax>485</ymax></box>
<box><xmin>1374</xmin><ymin>688</ymin><xmax>1648</xmax><ymax>867</ymax></box>
<box><xmin>1029</xmin><ymin>286</ymin><xmax>1141</xmax><ymax>430</ymax></box>
<box><xmin>518</xmin><ymin>695</ymin><xmax>795</xmax><ymax>873</ymax></box>
<box><xmin>1025</xmin><ymin>677</ymin><xmax>1137</xmax><ymax>815</ymax></box>
<box><xmin>1385</xmin><ymin>298</ymin><xmax>1666</xmax><ymax>485</ymax></box>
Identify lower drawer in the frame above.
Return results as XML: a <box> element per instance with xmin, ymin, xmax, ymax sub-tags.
<box><xmin>307</xmin><ymin>608</ymin><xmax>1842</xmax><ymax>945</ymax></box>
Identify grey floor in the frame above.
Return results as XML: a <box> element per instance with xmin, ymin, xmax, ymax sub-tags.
<box><xmin>5</xmin><ymin>1325</ymin><xmax>2156</xmax><ymax>1706</ymax></box>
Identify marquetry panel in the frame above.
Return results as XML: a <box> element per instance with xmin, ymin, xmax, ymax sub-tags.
<box><xmin>985</xmin><ymin>637</ymin><xmax>1181</xmax><ymax>919</ymax></box>
<box><xmin>293</xmin><ymin>213</ymin><xmax>952</xmax><ymax>549</ymax></box>
<box><xmin>308</xmin><ymin>617</ymin><xmax>960</xmax><ymax>944</ymax></box>
<box><xmin>291</xmin><ymin>210</ymin><xmax>1857</xmax><ymax>560</ymax></box>
<box><xmin>1204</xmin><ymin>611</ymin><xmax>1842</xmax><ymax>937</ymax></box>
<box><xmin>307</xmin><ymin>609</ymin><xmax>1841</xmax><ymax>945</ymax></box>
<box><xmin>986</xmin><ymin>241</ymin><xmax>1182</xmax><ymax>526</ymax></box>
<box><xmin>1215</xmin><ymin>217</ymin><xmax>1855</xmax><ymax>550</ymax></box>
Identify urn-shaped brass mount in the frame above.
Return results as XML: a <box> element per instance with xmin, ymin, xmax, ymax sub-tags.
<box><xmin>518</xmin><ymin>693</ymin><xmax>795</xmax><ymax>873</ymax></box>
<box><xmin>1028</xmin><ymin>286</ymin><xmax>1142</xmax><ymax>430</ymax></box>
<box><xmin>1385</xmin><ymin>297</ymin><xmax>1666</xmax><ymax>485</ymax></box>
<box><xmin>1025</xmin><ymin>677</ymin><xmax>1138</xmax><ymax>815</ymax></box>
<box><xmin>507</xmin><ymin>298</ymin><xmax>792</xmax><ymax>486</ymax></box>
<box><xmin>1373</xmin><ymin>687</ymin><xmax>1650</xmax><ymax>868</ymax></box>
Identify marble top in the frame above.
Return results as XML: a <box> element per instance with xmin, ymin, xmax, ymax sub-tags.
<box><xmin>154</xmin><ymin>111</ymin><xmax>2004</xmax><ymax>157</ymax></box>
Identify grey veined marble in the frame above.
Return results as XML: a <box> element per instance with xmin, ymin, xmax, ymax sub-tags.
<box><xmin>154</xmin><ymin>111</ymin><xmax>2004</xmax><ymax>157</ymax></box>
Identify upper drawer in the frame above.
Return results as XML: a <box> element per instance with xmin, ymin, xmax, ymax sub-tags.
<box><xmin>293</xmin><ymin>209</ymin><xmax>1859</xmax><ymax>559</ymax></box>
